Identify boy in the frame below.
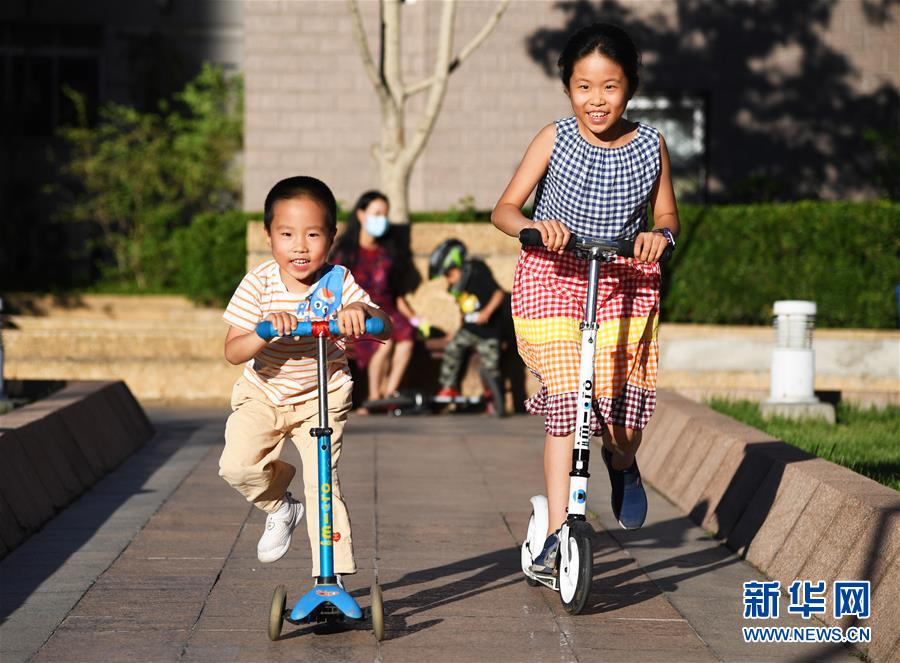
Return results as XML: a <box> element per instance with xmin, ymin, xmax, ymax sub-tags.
<box><xmin>220</xmin><ymin>176</ymin><xmax>392</xmax><ymax>579</ymax></box>
<box><xmin>428</xmin><ymin>239</ymin><xmax>506</xmax><ymax>415</ymax></box>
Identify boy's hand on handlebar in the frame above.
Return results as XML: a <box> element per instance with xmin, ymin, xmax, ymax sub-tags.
<box><xmin>337</xmin><ymin>303</ymin><xmax>368</xmax><ymax>338</ymax></box>
<box><xmin>264</xmin><ymin>312</ymin><xmax>299</xmax><ymax>337</ymax></box>
<box><xmin>533</xmin><ymin>219</ymin><xmax>571</xmax><ymax>254</ymax></box>
<box><xmin>633</xmin><ymin>231</ymin><xmax>669</xmax><ymax>264</ymax></box>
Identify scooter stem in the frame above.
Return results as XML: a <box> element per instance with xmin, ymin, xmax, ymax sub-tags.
<box><xmin>567</xmin><ymin>251</ymin><xmax>603</xmax><ymax>520</ymax></box>
<box><xmin>313</xmin><ymin>334</ymin><xmax>337</xmax><ymax>582</ymax></box>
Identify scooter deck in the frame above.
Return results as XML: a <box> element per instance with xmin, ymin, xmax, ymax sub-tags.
<box><xmin>288</xmin><ymin>584</ymin><xmax>363</xmax><ymax>623</ymax></box>
<box><xmin>525</xmin><ymin>569</ymin><xmax>559</xmax><ymax>591</ymax></box>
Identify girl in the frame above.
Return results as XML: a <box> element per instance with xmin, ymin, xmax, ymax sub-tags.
<box><xmin>491</xmin><ymin>23</ymin><xmax>679</xmax><ymax>571</ymax></box>
<box><xmin>331</xmin><ymin>191</ymin><xmax>418</xmax><ymax>410</ymax></box>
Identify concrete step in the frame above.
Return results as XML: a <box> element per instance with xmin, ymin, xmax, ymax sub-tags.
<box><xmin>5</xmin><ymin>328</ymin><xmax>224</xmax><ymax>360</ymax></box>
<box><xmin>3</xmin><ymin>309</ymin><xmax>226</xmax><ymax>330</ymax></box>
<box><xmin>3</xmin><ymin>294</ymin><xmax>223</xmax><ymax>322</ymax></box>
<box><xmin>5</xmin><ymin>292</ymin><xmax>897</xmax><ymax>406</ymax></box>
<box><xmin>6</xmin><ymin>316</ymin><xmax>223</xmax><ymax>331</ymax></box>
<box><xmin>5</xmin><ymin>357</ymin><xmax>242</xmax><ymax>403</ymax></box>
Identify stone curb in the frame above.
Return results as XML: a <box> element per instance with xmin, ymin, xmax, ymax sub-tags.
<box><xmin>639</xmin><ymin>390</ymin><xmax>899</xmax><ymax>662</ymax></box>
<box><xmin>0</xmin><ymin>381</ymin><xmax>154</xmax><ymax>560</ymax></box>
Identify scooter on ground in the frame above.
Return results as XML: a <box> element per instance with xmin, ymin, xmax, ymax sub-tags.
<box><xmin>362</xmin><ymin>386</ymin><xmax>500</xmax><ymax>417</ymax></box>
<box><xmin>256</xmin><ymin>317</ymin><xmax>386</xmax><ymax>641</ymax></box>
<box><xmin>518</xmin><ymin>227</ymin><xmax>671</xmax><ymax>614</ymax></box>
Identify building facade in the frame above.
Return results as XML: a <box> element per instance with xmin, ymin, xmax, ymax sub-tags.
<box><xmin>243</xmin><ymin>0</ymin><xmax>899</xmax><ymax>213</ymax></box>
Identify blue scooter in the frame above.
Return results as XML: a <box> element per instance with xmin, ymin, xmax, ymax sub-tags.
<box><xmin>256</xmin><ymin>317</ymin><xmax>386</xmax><ymax>642</ymax></box>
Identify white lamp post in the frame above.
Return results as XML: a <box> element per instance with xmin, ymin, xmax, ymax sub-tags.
<box><xmin>770</xmin><ymin>300</ymin><xmax>817</xmax><ymax>402</ymax></box>
<box><xmin>761</xmin><ymin>300</ymin><xmax>835</xmax><ymax>423</ymax></box>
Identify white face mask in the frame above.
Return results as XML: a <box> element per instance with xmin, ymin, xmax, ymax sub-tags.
<box><xmin>364</xmin><ymin>214</ymin><xmax>389</xmax><ymax>238</ymax></box>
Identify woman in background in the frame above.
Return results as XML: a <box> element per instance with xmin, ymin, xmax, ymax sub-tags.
<box><xmin>331</xmin><ymin>191</ymin><xmax>418</xmax><ymax>411</ymax></box>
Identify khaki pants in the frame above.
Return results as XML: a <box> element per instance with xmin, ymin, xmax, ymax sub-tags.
<box><xmin>219</xmin><ymin>378</ymin><xmax>356</xmax><ymax>576</ymax></box>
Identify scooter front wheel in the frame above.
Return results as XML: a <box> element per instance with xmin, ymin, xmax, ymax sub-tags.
<box><xmin>559</xmin><ymin>522</ymin><xmax>592</xmax><ymax>615</ymax></box>
<box><xmin>370</xmin><ymin>583</ymin><xmax>385</xmax><ymax>641</ymax></box>
<box><xmin>268</xmin><ymin>584</ymin><xmax>287</xmax><ymax>641</ymax></box>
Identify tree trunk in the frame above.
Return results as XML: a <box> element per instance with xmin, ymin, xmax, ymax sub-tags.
<box><xmin>347</xmin><ymin>0</ymin><xmax>510</xmax><ymax>224</ymax></box>
<box><xmin>380</xmin><ymin>161</ymin><xmax>411</xmax><ymax>224</ymax></box>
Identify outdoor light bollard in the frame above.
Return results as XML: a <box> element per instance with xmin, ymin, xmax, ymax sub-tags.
<box><xmin>761</xmin><ymin>300</ymin><xmax>835</xmax><ymax>424</ymax></box>
<box><xmin>770</xmin><ymin>300</ymin><xmax>816</xmax><ymax>402</ymax></box>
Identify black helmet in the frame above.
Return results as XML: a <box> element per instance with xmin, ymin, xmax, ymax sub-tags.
<box><xmin>428</xmin><ymin>239</ymin><xmax>467</xmax><ymax>279</ymax></box>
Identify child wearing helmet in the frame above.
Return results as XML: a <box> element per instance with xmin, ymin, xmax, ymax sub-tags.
<box><xmin>429</xmin><ymin>239</ymin><xmax>506</xmax><ymax>415</ymax></box>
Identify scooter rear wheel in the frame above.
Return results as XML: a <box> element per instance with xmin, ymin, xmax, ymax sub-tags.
<box><xmin>268</xmin><ymin>584</ymin><xmax>287</xmax><ymax>641</ymax></box>
<box><xmin>370</xmin><ymin>583</ymin><xmax>385</xmax><ymax>641</ymax></box>
<box><xmin>559</xmin><ymin>522</ymin><xmax>592</xmax><ymax>615</ymax></box>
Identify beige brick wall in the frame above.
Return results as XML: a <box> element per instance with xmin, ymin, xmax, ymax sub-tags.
<box><xmin>243</xmin><ymin>0</ymin><xmax>900</xmax><ymax>210</ymax></box>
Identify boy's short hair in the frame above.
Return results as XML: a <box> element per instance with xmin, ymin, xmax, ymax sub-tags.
<box><xmin>263</xmin><ymin>176</ymin><xmax>337</xmax><ymax>235</ymax></box>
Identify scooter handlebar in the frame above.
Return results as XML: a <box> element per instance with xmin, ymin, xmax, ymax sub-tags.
<box><xmin>518</xmin><ymin>227</ymin><xmax>672</xmax><ymax>262</ymax></box>
<box><xmin>518</xmin><ymin>227</ymin><xmax>578</xmax><ymax>251</ymax></box>
<box><xmin>255</xmin><ymin>317</ymin><xmax>385</xmax><ymax>341</ymax></box>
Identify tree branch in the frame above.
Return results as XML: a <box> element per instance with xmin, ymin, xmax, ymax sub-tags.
<box><xmin>404</xmin><ymin>0</ymin><xmax>511</xmax><ymax>97</ymax></box>
<box><xmin>401</xmin><ymin>0</ymin><xmax>456</xmax><ymax>168</ymax></box>
<box><xmin>346</xmin><ymin>0</ymin><xmax>385</xmax><ymax>96</ymax></box>
<box><xmin>382</xmin><ymin>0</ymin><xmax>404</xmax><ymax>109</ymax></box>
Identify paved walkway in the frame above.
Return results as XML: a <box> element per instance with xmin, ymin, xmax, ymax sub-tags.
<box><xmin>1</xmin><ymin>410</ymin><xmax>856</xmax><ymax>662</ymax></box>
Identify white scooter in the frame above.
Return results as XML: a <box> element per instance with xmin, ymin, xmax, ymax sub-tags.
<box><xmin>518</xmin><ymin>227</ymin><xmax>669</xmax><ymax>614</ymax></box>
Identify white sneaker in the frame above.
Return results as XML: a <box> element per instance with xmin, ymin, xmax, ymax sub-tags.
<box><xmin>257</xmin><ymin>492</ymin><xmax>304</xmax><ymax>563</ymax></box>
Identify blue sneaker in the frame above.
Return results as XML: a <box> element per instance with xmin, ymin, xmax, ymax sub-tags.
<box><xmin>601</xmin><ymin>446</ymin><xmax>647</xmax><ymax>530</ymax></box>
<box><xmin>529</xmin><ymin>531</ymin><xmax>560</xmax><ymax>575</ymax></box>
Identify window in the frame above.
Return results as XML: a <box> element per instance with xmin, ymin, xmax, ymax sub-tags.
<box><xmin>628</xmin><ymin>95</ymin><xmax>706</xmax><ymax>202</ymax></box>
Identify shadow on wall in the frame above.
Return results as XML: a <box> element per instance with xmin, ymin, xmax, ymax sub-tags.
<box><xmin>526</xmin><ymin>0</ymin><xmax>900</xmax><ymax>202</ymax></box>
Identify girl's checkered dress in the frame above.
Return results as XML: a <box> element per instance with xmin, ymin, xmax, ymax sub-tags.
<box><xmin>512</xmin><ymin>117</ymin><xmax>662</xmax><ymax>435</ymax></box>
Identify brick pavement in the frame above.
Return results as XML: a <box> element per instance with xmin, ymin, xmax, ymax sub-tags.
<box><xmin>2</xmin><ymin>411</ymin><xmax>857</xmax><ymax>662</ymax></box>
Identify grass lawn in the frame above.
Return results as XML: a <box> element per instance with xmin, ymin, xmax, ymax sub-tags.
<box><xmin>707</xmin><ymin>400</ymin><xmax>900</xmax><ymax>491</ymax></box>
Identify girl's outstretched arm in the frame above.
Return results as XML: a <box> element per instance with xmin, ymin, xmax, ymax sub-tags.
<box><xmin>649</xmin><ymin>135</ymin><xmax>680</xmax><ymax>235</ymax></box>
<box><xmin>635</xmin><ymin>134</ymin><xmax>680</xmax><ymax>263</ymax></box>
<box><xmin>492</xmin><ymin>124</ymin><xmax>569</xmax><ymax>253</ymax></box>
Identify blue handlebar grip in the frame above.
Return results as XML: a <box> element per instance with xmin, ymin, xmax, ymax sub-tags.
<box><xmin>364</xmin><ymin>317</ymin><xmax>385</xmax><ymax>335</ymax></box>
<box><xmin>255</xmin><ymin>316</ymin><xmax>384</xmax><ymax>340</ymax></box>
<box><xmin>255</xmin><ymin>321</ymin><xmax>278</xmax><ymax>340</ymax></box>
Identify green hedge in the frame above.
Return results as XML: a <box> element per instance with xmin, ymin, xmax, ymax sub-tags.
<box><xmin>71</xmin><ymin>200</ymin><xmax>899</xmax><ymax>326</ymax></box>
<box><xmin>171</xmin><ymin>210</ymin><xmax>250</xmax><ymax>306</ymax></box>
<box><xmin>660</xmin><ymin>201</ymin><xmax>900</xmax><ymax>328</ymax></box>
<box><xmin>56</xmin><ymin>64</ymin><xmax>242</xmax><ymax>294</ymax></box>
